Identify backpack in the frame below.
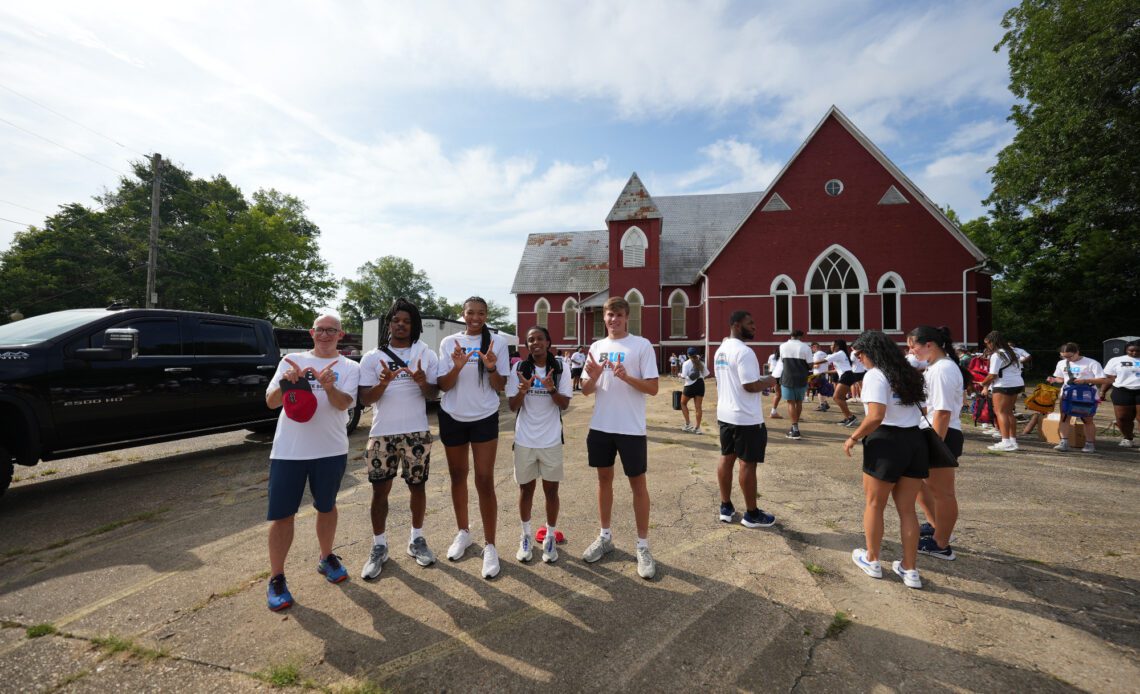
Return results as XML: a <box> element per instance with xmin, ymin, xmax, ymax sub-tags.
<box><xmin>967</xmin><ymin>355</ymin><xmax>990</xmax><ymax>385</ymax></box>
<box><xmin>1060</xmin><ymin>384</ymin><xmax>1098</xmax><ymax>418</ymax></box>
<box><xmin>971</xmin><ymin>395</ymin><xmax>994</xmax><ymax>425</ymax></box>
<box><xmin>816</xmin><ymin>377</ymin><xmax>835</xmax><ymax>397</ymax></box>
<box><xmin>1025</xmin><ymin>383</ymin><xmax>1059</xmax><ymax>414</ymax></box>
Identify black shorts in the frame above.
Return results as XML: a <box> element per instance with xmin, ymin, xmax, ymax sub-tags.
<box><xmin>438</xmin><ymin>409</ymin><xmax>499</xmax><ymax>447</ymax></box>
<box><xmin>571</xmin><ymin>367</ymin><xmax>583</xmax><ymax>379</ymax></box>
<box><xmin>1111</xmin><ymin>386</ymin><xmax>1140</xmax><ymax>407</ymax></box>
<box><xmin>928</xmin><ymin>428</ymin><xmax>964</xmax><ymax>469</ymax></box>
<box><xmin>586</xmin><ymin>429</ymin><xmax>648</xmax><ymax>477</ymax></box>
<box><xmin>718</xmin><ymin>422</ymin><xmax>767</xmax><ymax>463</ymax></box>
<box><xmin>839</xmin><ymin>371</ymin><xmax>865</xmax><ymax>386</ymax></box>
<box><xmin>991</xmin><ymin>386</ymin><xmax>1024</xmax><ymax>396</ymax></box>
<box><xmin>861</xmin><ymin>425</ymin><xmax>928</xmax><ymax>482</ymax></box>
<box><xmin>683</xmin><ymin>380</ymin><xmax>706</xmax><ymax>398</ymax></box>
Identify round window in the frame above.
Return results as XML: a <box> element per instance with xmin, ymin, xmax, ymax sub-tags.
<box><xmin>825</xmin><ymin>179</ymin><xmax>844</xmax><ymax>196</ymax></box>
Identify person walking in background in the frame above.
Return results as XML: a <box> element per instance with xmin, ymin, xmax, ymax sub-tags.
<box><xmin>570</xmin><ymin>346</ymin><xmax>587</xmax><ymax>391</ymax></box>
<box><xmin>779</xmin><ymin>329</ymin><xmax>812</xmax><ymax>440</ymax></box>
<box><xmin>979</xmin><ymin>331</ymin><xmax>1025</xmax><ymax>452</ymax></box>
<box><xmin>1100</xmin><ymin>339</ymin><xmax>1140</xmax><ymax>447</ymax></box>
<box><xmin>766</xmin><ymin>352</ymin><xmax>783</xmax><ymax>419</ymax></box>
<box><xmin>680</xmin><ymin>347</ymin><xmax>710</xmax><ymax>434</ymax></box>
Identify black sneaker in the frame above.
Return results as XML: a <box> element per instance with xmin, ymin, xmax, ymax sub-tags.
<box><xmin>917</xmin><ymin>535</ymin><xmax>956</xmax><ymax>561</ymax></box>
<box><xmin>741</xmin><ymin>509</ymin><xmax>776</xmax><ymax>528</ymax></box>
<box><xmin>842</xmin><ymin>417</ymin><xmax>859</xmax><ymax>428</ymax></box>
<box><xmin>718</xmin><ymin>502</ymin><xmax>735</xmax><ymax>523</ymax></box>
<box><xmin>786</xmin><ymin>427</ymin><xmax>802</xmax><ymax>440</ymax></box>
<box><xmin>919</xmin><ymin>522</ymin><xmax>936</xmax><ymax>537</ymax></box>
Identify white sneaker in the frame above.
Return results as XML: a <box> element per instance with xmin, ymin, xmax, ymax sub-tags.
<box><xmin>1054</xmin><ymin>441</ymin><xmax>1071</xmax><ymax>452</ymax></box>
<box><xmin>892</xmin><ymin>560</ymin><xmax>922</xmax><ymax>589</ymax></box>
<box><xmin>636</xmin><ymin>546</ymin><xmax>656</xmax><ymax>579</ymax></box>
<box><xmin>990</xmin><ymin>431</ymin><xmax>1003</xmax><ymax>440</ymax></box>
<box><xmin>851</xmin><ymin>548</ymin><xmax>882</xmax><ymax>578</ymax></box>
<box><xmin>1082</xmin><ymin>443</ymin><xmax>1096</xmax><ymax>453</ymax></box>
<box><xmin>481</xmin><ymin>544</ymin><xmax>500</xmax><ymax>579</ymax></box>
<box><xmin>692</xmin><ymin>427</ymin><xmax>703</xmax><ymax>435</ymax></box>
<box><xmin>541</xmin><ymin>531</ymin><xmax>558</xmax><ymax>563</ymax></box>
<box><xmin>447</xmin><ymin>530</ymin><xmax>473</xmax><ymax>561</ymax></box>
<box><xmin>988</xmin><ymin>441</ymin><xmax>1017</xmax><ymax>451</ymax></box>
<box><xmin>681</xmin><ymin>424</ymin><xmax>693</xmax><ymax>432</ymax></box>
<box><xmin>516</xmin><ymin>533</ymin><xmax>533</xmax><ymax>562</ymax></box>
<box><xmin>1120</xmin><ymin>439</ymin><xmax>1135</xmax><ymax>448</ymax></box>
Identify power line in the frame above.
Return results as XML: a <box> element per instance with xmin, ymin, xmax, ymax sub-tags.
<box><xmin>0</xmin><ymin>198</ymin><xmax>49</xmax><ymax>215</ymax></box>
<box><xmin>0</xmin><ymin>83</ymin><xmax>147</xmax><ymax>157</ymax></box>
<box><xmin>0</xmin><ymin>215</ymin><xmax>33</xmax><ymax>226</ymax></box>
<box><xmin>0</xmin><ymin>115</ymin><xmax>131</xmax><ymax>176</ymax></box>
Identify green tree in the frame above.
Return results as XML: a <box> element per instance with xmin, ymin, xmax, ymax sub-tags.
<box><xmin>338</xmin><ymin>256</ymin><xmax>449</xmax><ymax>332</ymax></box>
<box><xmin>978</xmin><ymin>0</ymin><xmax>1140</xmax><ymax>350</ymax></box>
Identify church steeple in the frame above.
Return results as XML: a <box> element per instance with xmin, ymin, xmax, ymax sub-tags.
<box><xmin>606</xmin><ymin>172</ymin><xmax>662</xmax><ymax>222</ymax></box>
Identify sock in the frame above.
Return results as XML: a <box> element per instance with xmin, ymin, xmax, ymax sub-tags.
<box><xmin>600</xmin><ymin>528</ymin><xmax>612</xmax><ymax>541</ymax></box>
<box><xmin>636</xmin><ymin>537</ymin><xmax>649</xmax><ymax>549</ymax></box>
<box><xmin>410</xmin><ymin>527</ymin><xmax>423</xmax><ymax>541</ymax></box>
<box><xmin>546</xmin><ymin>524</ymin><xmax>557</xmax><ymax>539</ymax></box>
<box><xmin>373</xmin><ymin>532</ymin><xmax>387</xmax><ymax>547</ymax></box>
<box><xmin>521</xmin><ymin>520</ymin><xmax>532</xmax><ymax>536</ymax></box>
<box><xmin>1060</xmin><ymin>437</ymin><xmax>1068</xmax><ymax>444</ymax></box>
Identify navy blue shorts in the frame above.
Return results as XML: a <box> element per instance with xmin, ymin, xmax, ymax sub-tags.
<box><xmin>267</xmin><ymin>453</ymin><xmax>348</xmax><ymax>520</ymax></box>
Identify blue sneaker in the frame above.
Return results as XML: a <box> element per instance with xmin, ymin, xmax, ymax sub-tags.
<box><xmin>917</xmin><ymin>535</ymin><xmax>956</xmax><ymax>561</ymax></box>
<box><xmin>267</xmin><ymin>574</ymin><xmax>293</xmax><ymax>611</ymax></box>
<box><xmin>718</xmin><ymin>502</ymin><xmax>735</xmax><ymax>523</ymax></box>
<box><xmin>741</xmin><ymin>508</ymin><xmax>776</xmax><ymax>528</ymax></box>
<box><xmin>317</xmin><ymin>553</ymin><xmax>348</xmax><ymax>583</ymax></box>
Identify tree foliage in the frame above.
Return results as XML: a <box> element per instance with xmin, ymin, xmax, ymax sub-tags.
<box><xmin>0</xmin><ymin>160</ymin><xmax>337</xmax><ymax>326</ymax></box>
<box><xmin>973</xmin><ymin>0</ymin><xmax>1140</xmax><ymax>351</ymax></box>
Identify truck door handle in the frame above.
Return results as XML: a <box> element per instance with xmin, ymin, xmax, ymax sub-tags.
<box><xmin>164</xmin><ymin>367</ymin><xmax>192</xmax><ymax>373</ymax></box>
<box><xmin>257</xmin><ymin>365</ymin><xmax>277</xmax><ymax>371</ymax></box>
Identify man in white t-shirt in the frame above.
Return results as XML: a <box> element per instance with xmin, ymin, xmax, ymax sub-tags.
<box><xmin>264</xmin><ymin>313</ymin><xmax>361</xmax><ymax>611</ymax></box>
<box><xmin>778</xmin><ymin>330</ymin><xmax>813</xmax><ymax>439</ymax></box>
<box><xmin>569</xmin><ymin>346</ymin><xmax>587</xmax><ymax>391</ymax></box>
<box><xmin>580</xmin><ymin>296</ymin><xmax>660</xmax><ymax>579</ymax></box>
<box><xmin>714</xmin><ymin>310</ymin><xmax>780</xmax><ymax>529</ymax></box>
<box><xmin>507</xmin><ymin>326</ymin><xmax>573</xmax><ymax>564</ymax></box>
<box><xmin>357</xmin><ymin>299</ymin><xmax>440</xmax><ymax>579</ymax></box>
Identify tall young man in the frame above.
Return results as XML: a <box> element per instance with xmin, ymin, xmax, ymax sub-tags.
<box><xmin>714</xmin><ymin>311</ymin><xmax>779</xmax><ymax>528</ymax></box>
<box><xmin>357</xmin><ymin>299</ymin><xmax>440</xmax><ymax>579</ymax></box>
<box><xmin>580</xmin><ymin>297</ymin><xmax>659</xmax><ymax>579</ymax></box>
<box><xmin>779</xmin><ymin>329</ymin><xmax>812</xmax><ymax>439</ymax></box>
<box><xmin>264</xmin><ymin>313</ymin><xmax>361</xmax><ymax>611</ymax></box>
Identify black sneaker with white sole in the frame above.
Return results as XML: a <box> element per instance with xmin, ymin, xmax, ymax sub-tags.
<box><xmin>917</xmin><ymin>535</ymin><xmax>956</xmax><ymax>560</ymax></box>
<box><xmin>741</xmin><ymin>509</ymin><xmax>776</xmax><ymax>528</ymax></box>
<box><xmin>786</xmin><ymin>426</ymin><xmax>802</xmax><ymax>440</ymax></box>
<box><xmin>718</xmin><ymin>502</ymin><xmax>735</xmax><ymax>523</ymax></box>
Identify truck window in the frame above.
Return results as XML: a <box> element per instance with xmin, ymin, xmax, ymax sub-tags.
<box><xmin>90</xmin><ymin>318</ymin><xmax>183</xmax><ymax>356</ymax></box>
<box><xmin>195</xmin><ymin>321</ymin><xmax>261</xmax><ymax>356</ymax></box>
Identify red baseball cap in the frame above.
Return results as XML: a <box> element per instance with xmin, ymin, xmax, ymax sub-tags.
<box><xmin>281</xmin><ymin>377</ymin><xmax>317</xmax><ymax>422</ymax></box>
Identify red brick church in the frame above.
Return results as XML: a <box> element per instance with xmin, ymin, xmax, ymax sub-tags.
<box><xmin>511</xmin><ymin>106</ymin><xmax>991</xmax><ymax>364</ymax></box>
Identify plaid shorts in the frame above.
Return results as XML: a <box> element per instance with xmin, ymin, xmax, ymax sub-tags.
<box><xmin>365</xmin><ymin>431</ymin><xmax>432</xmax><ymax>484</ymax></box>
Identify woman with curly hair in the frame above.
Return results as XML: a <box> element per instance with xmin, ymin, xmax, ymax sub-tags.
<box><xmin>844</xmin><ymin>331</ymin><xmax>928</xmax><ymax>589</ymax></box>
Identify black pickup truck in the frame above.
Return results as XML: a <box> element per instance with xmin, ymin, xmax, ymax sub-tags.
<box><xmin>0</xmin><ymin>307</ymin><xmax>361</xmax><ymax>497</ymax></box>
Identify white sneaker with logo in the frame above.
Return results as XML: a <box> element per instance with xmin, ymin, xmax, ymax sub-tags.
<box><xmin>482</xmin><ymin>544</ymin><xmax>501</xmax><ymax>579</ymax></box>
<box><xmin>892</xmin><ymin>560</ymin><xmax>922</xmax><ymax>589</ymax></box>
<box><xmin>447</xmin><ymin>530</ymin><xmax>473</xmax><ymax>561</ymax></box>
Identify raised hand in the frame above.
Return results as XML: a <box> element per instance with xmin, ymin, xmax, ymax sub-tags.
<box><xmin>378</xmin><ymin>361</ymin><xmax>397</xmax><ymax>385</ymax></box>
<box><xmin>584</xmin><ymin>352</ymin><xmax>603</xmax><ymax>379</ymax></box>
<box><xmin>316</xmin><ymin>363</ymin><xmax>337</xmax><ymax>389</ymax></box>
<box><xmin>517</xmin><ymin>372</ymin><xmax>534</xmax><ymax>394</ymax></box>
<box><xmin>480</xmin><ymin>348</ymin><xmax>498</xmax><ymax>371</ymax></box>
<box><xmin>450</xmin><ymin>342</ymin><xmax>468</xmax><ymax>369</ymax></box>
<box><xmin>539</xmin><ymin>370</ymin><xmax>555</xmax><ymax>391</ymax></box>
<box><xmin>411</xmin><ymin>358</ymin><xmax>428</xmax><ymax>386</ymax></box>
<box><xmin>612</xmin><ymin>360</ymin><xmax>628</xmax><ymax>382</ymax></box>
<box><xmin>282</xmin><ymin>357</ymin><xmax>307</xmax><ymax>383</ymax></box>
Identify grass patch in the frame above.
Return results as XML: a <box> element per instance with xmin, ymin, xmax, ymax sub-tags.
<box><xmin>91</xmin><ymin>634</ymin><xmax>167</xmax><ymax>661</ymax></box>
<box><xmin>45</xmin><ymin>539</ymin><xmax>72</xmax><ymax>550</ymax></box>
<box><xmin>257</xmin><ymin>661</ymin><xmax>303</xmax><ymax>688</ymax></box>
<box><xmin>1105</xmin><ymin>550</ymin><xmax>1122</xmax><ymax>557</ymax></box>
<box><xmin>823</xmin><ymin>519</ymin><xmax>839</xmax><ymax>530</ymax></box>
<box><xmin>56</xmin><ymin>669</ymin><xmax>90</xmax><ymax>687</ymax></box>
<box><xmin>803</xmin><ymin>562</ymin><xmax>827</xmax><ymax>575</ymax></box>
<box><xmin>89</xmin><ymin>508</ymin><xmax>170</xmax><ymax>537</ymax></box>
<box><xmin>826</xmin><ymin>611</ymin><xmax>852</xmax><ymax>639</ymax></box>
<box><xmin>26</xmin><ymin>623</ymin><xmax>57</xmax><ymax>638</ymax></box>
<box><xmin>39</xmin><ymin>469</ymin><xmax>57</xmax><ymax>476</ymax></box>
<box><xmin>2</xmin><ymin>547</ymin><xmax>29</xmax><ymax>558</ymax></box>
<box><xmin>192</xmin><ymin>571</ymin><xmax>273</xmax><ymax>612</ymax></box>
<box><xmin>335</xmin><ymin>681</ymin><xmax>387</xmax><ymax>694</ymax></box>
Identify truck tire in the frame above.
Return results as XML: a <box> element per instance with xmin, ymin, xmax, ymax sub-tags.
<box><xmin>346</xmin><ymin>404</ymin><xmax>362</xmax><ymax>435</ymax></box>
<box><xmin>0</xmin><ymin>449</ymin><xmax>12</xmax><ymax>498</ymax></box>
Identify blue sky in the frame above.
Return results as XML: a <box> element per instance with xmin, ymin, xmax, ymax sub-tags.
<box><xmin>0</xmin><ymin>1</ymin><xmax>1017</xmax><ymax>314</ymax></box>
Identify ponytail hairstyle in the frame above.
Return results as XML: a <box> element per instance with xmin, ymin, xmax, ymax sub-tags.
<box><xmin>519</xmin><ymin>326</ymin><xmax>562</xmax><ymax>386</ymax></box>
<box><xmin>984</xmin><ymin>330</ymin><xmax>1018</xmax><ymax>370</ymax></box>
<box><xmin>850</xmin><ymin>330</ymin><xmax>925</xmax><ymax>406</ymax></box>
<box><xmin>380</xmin><ymin>297</ymin><xmax>423</xmax><ymax>348</ymax></box>
<box><xmin>909</xmin><ymin>325</ymin><xmax>969</xmax><ymax>384</ymax></box>
<box><xmin>464</xmin><ymin>296</ymin><xmax>493</xmax><ymax>386</ymax></box>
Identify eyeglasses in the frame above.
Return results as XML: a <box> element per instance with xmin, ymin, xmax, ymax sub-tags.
<box><xmin>311</xmin><ymin>327</ymin><xmax>340</xmax><ymax>335</ymax></box>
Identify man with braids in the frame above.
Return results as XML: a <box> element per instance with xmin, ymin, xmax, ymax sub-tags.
<box><xmin>437</xmin><ymin>296</ymin><xmax>511</xmax><ymax>578</ymax></box>
<box><xmin>507</xmin><ymin>326</ymin><xmax>572</xmax><ymax>563</ymax></box>
<box><xmin>357</xmin><ymin>298</ymin><xmax>440</xmax><ymax>579</ymax></box>
<box><xmin>908</xmin><ymin>325</ymin><xmax>968</xmax><ymax>561</ymax></box>
<box><xmin>843</xmin><ymin>331</ymin><xmax>929</xmax><ymax>590</ymax></box>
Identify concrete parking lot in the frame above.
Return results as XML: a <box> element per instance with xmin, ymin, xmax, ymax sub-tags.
<box><xmin>1</xmin><ymin>384</ymin><xmax>1137</xmax><ymax>692</ymax></box>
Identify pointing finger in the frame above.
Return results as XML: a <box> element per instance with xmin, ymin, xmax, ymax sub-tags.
<box><xmin>283</xmin><ymin>357</ymin><xmax>301</xmax><ymax>373</ymax></box>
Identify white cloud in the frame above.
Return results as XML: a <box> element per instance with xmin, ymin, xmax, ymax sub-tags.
<box><xmin>914</xmin><ymin>119</ymin><xmax>1015</xmax><ymax>221</ymax></box>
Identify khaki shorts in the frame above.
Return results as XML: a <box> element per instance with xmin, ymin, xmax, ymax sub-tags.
<box><xmin>513</xmin><ymin>444</ymin><xmax>564</xmax><ymax>484</ymax></box>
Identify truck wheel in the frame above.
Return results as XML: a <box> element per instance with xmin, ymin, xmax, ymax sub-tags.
<box><xmin>346</xmin><ymin>404</ymin><xmax>362</xmax><ymax>435</ymax></box>
<box><xmin>0</xmin><ymin>455</ymin><xmax>12</xmax><ymax>498</ymax></box>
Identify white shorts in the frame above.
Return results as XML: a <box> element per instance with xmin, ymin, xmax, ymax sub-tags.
<box><xmin>513</xmin><ymin>444</ymin><xmax>564</xmax><ymax>484</ymax></box>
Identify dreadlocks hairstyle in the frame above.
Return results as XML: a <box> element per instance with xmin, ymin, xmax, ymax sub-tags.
<box><xmin>850</xmin><ymin>330</ymin><xmax>925</xmax><ymax>406</ymax></box>
<box><xmin>984</xmin><ymin>331</ymin><xmax>1018</xmax><ymax>372</ymax></box>
<box><xmin>464</xmin><ymin>296</ymin><xmax>493</xmax><ymax>386</ymax></box>
<box><xmin>909</xmin><ymin>325</ymin><xmax>970</xmax><ymax>385</ymax></box>
<box><xmin>519</xmin><ymin>326</ymin><xmax>562</xmax><ymax>386</ymax></box>
<box><xmin>380</xmin><ymin>297</ymin><xmax>423</xmax><ymax>347</ymax></box>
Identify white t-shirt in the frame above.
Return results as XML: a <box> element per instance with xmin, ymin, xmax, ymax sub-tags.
<box><xmin>437</xmin><ymin>332</ymin><xmax>511</xmax><ymax>421</ymax></box>
<box><xmin>826</xmin><ymin>351</ymin><xmax>852</xmax><ymax>376</ymax></box>
<box><xmin>359</xmin><ymin>341</ymin><xmax>439</xmax><ymax>437</ymax></box>
<box><xmin>1052</xmin><ymin>356</ymin><xmax>1105</xmax><ymax>384</ymax></box>
<box><xmin>988</xmin><ymin>351</ymin><xmax>1025</xmax><ymax>388</ymax></box>
<box><xmin>507</xmin><ymin>360</ymin><xmax>573</xmax><ymax>448</ymax></box>
<box><xmin>583</xmin><ymin>334</ymin><xmax>658</xmax><ymax>435</ymax></box>
<box><xmin>766</xmin><ymin>354</ymin><xmax>778</xmax><ymax>375</ymax></box>
<box><xmin>1105</xmin><ymin>355</ymin><xmax>1140</xmax><ymax>390</ymax></box>
<box><xmin>850</xmin><ymin>354</ymin><xmax>867</xmax><ymax>373</ymax></box>
<box><xmin>906</xmin><ymin>354</ymin><xmax>929</xmax><ymax>372</ymax></box>
<box><xmin>919</xmin><ymin>358</ymin><xmax>964</xmax><ymax>431</ymax></box>
<box><xmin>812</xmin><ymin>350</ymin><xmax>829</xmax><ymax>375</ymax></box>
<box><xmin>268</xmin><ymin>353</ymin><xmax>361</xmax><ymax>460</ymax></box>
<box><xmin>779</xmin><ymin>339</ymin><xmax>813</xmax><ymax>362</ymax></box>
<box><xmin>669</xmin><ymin>355</ymin><xmax>678</xmax><ymax>367</ymax></box>
<box><xmin>861</xmin><ymin>367</ymin><xmax>920</xmax><ymax>428</ymax></box>
<box><xmin>714</xmin><ymin>337</ymin><xmax>764</xmax><ymax>426</ymax></box>
<box><xmin>570</xmin><ymin>351</ymin><xmax>587</xmax><ymax>369</ymax></box>
<box><xmin>681</xmin><ymin>358</ymin><xmax>709</xmax><ymax>386</ymax></box>
<box><xmin>1013</xmin><ymin>347</ymin><xmax>1031</xmax><ymax>363</ymax></box>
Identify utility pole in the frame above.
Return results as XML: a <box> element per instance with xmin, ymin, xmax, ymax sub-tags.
<box><xmin>145</xmin><ymin>153</ymin><xmax>162</xmax><ymax>308</ymax></box>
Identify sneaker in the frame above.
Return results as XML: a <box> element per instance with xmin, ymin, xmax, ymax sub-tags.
<box><xmin>1120</xmin><ymin>439</ymin><xmax>1135</xmax><ymax>448</ymax></box>
<box><xmin>636</xmin><ymin>546</ymin><xmax>656</xmax><ymax>579</ymax></box>
<box><xmin>919</xmin><ymin>522</ymin><xmax>935</xmax><ymax>537</ymax></box>
<box><xmin>481</xmin><ymin>545</ymin><xmax>500</xmax><ymax>579</ymax></box>
<box><xmin>1082</xmin><ymin>443</ymin><xmax>1096</xmax><ymax>453</ymax></box>
<box><xmin>681</xmin><ymin>424</ymin><xmax>694</xmax><ymax>432</ymax></box>
<box><xmin>718</xmin><ymin>502</ymin><xmax>736</xmax><ymax>523</ymax></box>
<box><xmin>741</xmin><ymin>508</ymin><xmax>776</xmax><ymax>528</ymax></box>
<box><xmin>851</xmin><ymin>548</ymin><xmax>882</xmax><ymax>578</ymax></box>
<box><xmin>317</xmin><ymin>554</ymin><xmax>348</xmax><ymax>584</ymax></box>
<box><xmin>843</xmin><ymin>417</ymin><xmax>859</xmax><ymax>428</ymax></box>
<box><xmin>692</xmin><ymin>427</ymin><xmax>703</xmax><ymax>435</ymax></box>
<box><xmin>837</xmin><ymin>415</ymin><xmax>856</xmax><ymax>427</ymax></box>
<box><xmin>516</xmin><ymin>533</ymin><xmax>533</xmax><ymax>562</ymax></box>
<box><xmin>892</xmin><ymin>560</ymin><xmax>923</xmax><ymax>589</ymax></box>
<box><xmin>266</xmin><ymin>574</ymin><xmax>293</xmax><ymax>612</ymax></box>
<box><xmin>407</xmin><ymin>536</ymin><xmax>436</xmax><ymax>567</ymax></box>
<box><xmin>917</xmin><ymin>535</ymin><xmax>956</xmax><ymax>561</ymax></box>
<box><xmin>447</xmin><ymin>530</ymin><xmax>473</xmax><ymax>561</ymax></box>
<box><xmin>990</xmin><ymin>431</ymin><xmax>1004</xmax><ymax>440</ymax></box>
<box><xmin>541</xmin><ymin>532</ymin><xmax>558</xmax><ymax>563</ymax></box>
<box><xmin>535</xmin><ymin>526</ymin><xmax>566</xmax><ymax>544</ymax></box>
<box><xmin>582</xmin><ymin>534</ymin><xmax>614</xmax><ymax>563</ymax></box>
<box><xmin>988</xmin><ymin>441</ymin><xmax>1016</xmax><ymax>451</ymax></box>
<box><xmin>1054</xmin><ymin>441</ymin><xmax>1071</xmax><ymax>452</ymax></box>
<box><xmin>769</xmin><ymin>410</ymin><xmax>783</xmax><ymax>419</ymax></box>
<box><xmin>786</xmin><ymin>427</ymin><xmax>802</xmax><ymax>440</ymax></box>
<box><xmin>361</xmin><ymin>543</ymin><xmax>388</xmax><ymax>579</ymax></box>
